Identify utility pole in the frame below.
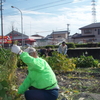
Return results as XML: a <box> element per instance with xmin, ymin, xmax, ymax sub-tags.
<box><xmin>11</xmin><ymin>6</ymin><xmax>24</xmax><ymax>46</ymax></box>
<box><xmin>0</xmin><ymin>0</ymin><xmax>5</xmax><ymax>48</ymax></box>
<box><xmin>0</xmin><ymin>0</ymin><xmax>4</xmax><ymax>47</ymax></box>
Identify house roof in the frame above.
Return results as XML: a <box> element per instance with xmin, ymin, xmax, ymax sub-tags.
<box><xmin>31</xmin><ymin>34</ymin><xmax>44</xmax><ymax>38</ymax></box>
<box><xmin>72</xmin><ymin>35</ymin><xmax>95</xmax><ymax>39</ymax></box>
<box><xmin>79</xmin><ymin>22</ymin><xmax>100</xmax><ymax>29</ymax></box>
<box><xmin>6</xmin><ymin>30</ymin><xmax>28</xmax><ymax>37</ymax></box>
<box><xmin>51</xmin><ymin>30</ymin><xmax>68</xmax><ymax>35</ymax></box>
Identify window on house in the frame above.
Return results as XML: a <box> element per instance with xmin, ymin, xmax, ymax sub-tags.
<box><xmin>84</xmin><ymin>29</ymin><xmax>92</xmax><ymax>33</ymax></box>
<box><xmin>95</xmin><ymin>29</ymin><xmax>96</xmax><ymax>31</ymax></box>
<box><xmin>58</xmin><ymin>36</ymin><xmax>61</xmax><ymax>37</ymax></box>
<box><xmin>98</xmin><ymin>29</ymin><xmax>100</xmax><ymax>35</ymax></box>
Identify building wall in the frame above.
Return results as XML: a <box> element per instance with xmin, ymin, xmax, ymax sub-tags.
<box><xmin>82</xmin><ymin>28</ymin><xmax>100</xmax><ymax>36</ymax></box>
<box><xmin>71</xmin><ymin>38</ymin><xmax>82</xmax><ymax>43</ymax></box>
<box><xmin>95</xmin><ymin>28</ymin><xmax>100</xmax><ymax>42</ymax></box>
<box><xmin>51</xmin><ymin>33</ymin><xmax>67</xmax><ymax>39</ymax></box>
<box><xmin>80</xmin><ymin>28</ymin><xmax>100</xmax><ymax>42</ymax></box>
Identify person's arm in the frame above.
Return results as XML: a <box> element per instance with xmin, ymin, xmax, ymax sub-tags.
<box><xmin>11</xmin><ymin>44</ymin><xmax>35</xmax><ymax>66</ymax></box>
<box><xmin>18</xmin><ymin>75</ymin><xmax>31</xmax><ymax>94</ymax></box>
<box><xmin>58</xmin><ymin>45</ymin><xmax>62</xmax><ymax>53</ymax></box>
<box><xmin>64</xmin><ymin>45</ymin><xmax>67</xmax><ymax>55</ymax></box>
<box><xmin>20</xmin><ymin>52</ymin><xmax>35</xmax><ymax>66</ymax></box>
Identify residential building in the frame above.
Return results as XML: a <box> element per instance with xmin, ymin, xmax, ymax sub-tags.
<box><xmin>5</xmin><ymin>30</ymin><xmax>36</xmax><ymax>46</ymax></box>
<box><xmin>45</xmin><ymin>30</ymin><xmax>69</xmax><ymax>45</ymax></box>
<box><xmin>50</xmin><ymin>30</ymin><xmax>69</xmax><ymax>40</ymax></box>
<box><xmin>71</xmin><ymin>22</ymin><xmax>100</xmax><ymax>43</ymax></box>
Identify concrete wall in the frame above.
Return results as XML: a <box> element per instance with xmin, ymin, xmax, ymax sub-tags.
<box><xmin>51</xmin><ymin>33</ymin><xmax>67</xmax><ymax>39</ymax></box>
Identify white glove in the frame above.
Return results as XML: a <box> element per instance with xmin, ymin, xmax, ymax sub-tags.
<box><xmin>11</xmin><ymin>44</ymin><xmax>22</xmax><ymax>54</ymax></box>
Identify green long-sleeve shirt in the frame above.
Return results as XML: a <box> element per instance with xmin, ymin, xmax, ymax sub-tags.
<box><xmin>18</xmin><ymin>52</ymin><xmax>58</xmax><ymax>94</ymax></box>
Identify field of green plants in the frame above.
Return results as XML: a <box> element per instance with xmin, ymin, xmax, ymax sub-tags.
<box><xmin>0</xmin><ymin>48</ymin><xmax>100</xmax><ymax>100</ymax></box>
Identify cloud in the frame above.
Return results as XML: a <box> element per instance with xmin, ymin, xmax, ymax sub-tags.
<box><xmin>58</xmin><ymin>5</ymin><xmax>92</xmax><ymax>22</ymax></box>
<box><xmin>3</xmin><ymin>0</ymin><xmax>100</xmax><ymax>37</ymax></box>
<box><xmin>22</xmin><ymin>10</ymin><xmax>53</xmax><ymax>15</ymax></box>
<box><xmin>73</xmin><ymin>0</ymin><xmax>83</xmax><ymax>3</ymax></box>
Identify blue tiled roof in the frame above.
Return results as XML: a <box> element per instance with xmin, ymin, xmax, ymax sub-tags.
<box><xmin>79</xmin><ymin>22</ymin><xmax>100</xmax><ymax>29</ymax></box>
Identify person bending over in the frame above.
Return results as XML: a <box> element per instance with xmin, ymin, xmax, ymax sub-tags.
<box><xmin>11</xmin><ymin>45</ymin><xmax>59</xmax><ymax>100</ymax></box>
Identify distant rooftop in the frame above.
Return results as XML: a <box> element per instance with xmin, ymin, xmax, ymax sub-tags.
<box><xmin>51</xmin><ymin>30</ymin><xmax>68</xmax><ymax>35</ymax></box>
<box><xmin>79</xmin><ymin>22</ymin><xmax>100</xmax><ymax>29</ymax></box>
<box><xmin>6</xmin><ymin>30</ymin><xmax>28</xmax><ymax>37</ymax></box>
<box><xmin>72</xmin><ymin>33</ymin><xmax>95</xmax><ymax>39</ymax></box>
<box><xmin>31</xmin><ymin>34</ymin><xmax>44</xmax><ymax>37</ymax></box>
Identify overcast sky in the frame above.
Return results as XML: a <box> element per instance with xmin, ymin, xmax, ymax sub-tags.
<box><xmin>1</xmin><ymin>0</ymin><xmax>100</xmax><ymax>37</ymax></box>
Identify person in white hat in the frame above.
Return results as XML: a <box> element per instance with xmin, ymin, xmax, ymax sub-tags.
<box><xmin>11</xmin><ymin>44</ymin><xmax>59</xmax><ymax>100</ymax></box>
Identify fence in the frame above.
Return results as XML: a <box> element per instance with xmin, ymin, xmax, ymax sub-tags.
<box><xmin>67</xmin><ymin>48</ymin><xmax>100</xmax><ymax>59</ymax></box>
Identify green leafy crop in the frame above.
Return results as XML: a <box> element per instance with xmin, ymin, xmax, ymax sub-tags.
<box><xmin>43</xmin><ymin>51</ymin><xmax>76</xmax><ymax>73</ymax></box>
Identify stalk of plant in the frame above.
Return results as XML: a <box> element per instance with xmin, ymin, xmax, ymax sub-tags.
<box><xmin>0</xmin><ymin>41</ymin><xmax>23</xmax><ymax>100</ymax></box>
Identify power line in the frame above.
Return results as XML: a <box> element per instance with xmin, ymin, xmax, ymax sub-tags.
<box><xmin>35</xmin><ymin>28</ymin><xmax>67</xmax><ymax>34</ymax></box>
<box><xmin>21</xmin><ymin>0</ymin><xmax>83</xmax><ymax>11</ymax></box>
<box><xmin>25</xmin><ymin>0</ymin><xmax>67</xmax><ymax>10</ymax></box>
<box><xmin>29</xmin><ymin>1</ymin><xmax>73</xmax><ymax>11</ymax></box>
<box><xmin>4</xmin><ymin>0</ymin><xmax>74</xmax><ymax>15</ymax></box>
<box><xmin>3</xmin><ymin>1</ymin><xmax>73</xmax><ymax>15</ymax></box>
<box><xmin>4</xmin><ymin>0</ymin><xmax>84</xmax><ymax>15</ymax></box>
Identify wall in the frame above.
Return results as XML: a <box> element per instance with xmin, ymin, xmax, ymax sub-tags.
<box><xmin>67</xmin><ymin>48</ymin><xmax>100</xmax><ymax>59</ymax></box>
<box><xmin>51</xmin><ymin>33</ymin><xmax>67</xmax><ymax>39</ymax></box>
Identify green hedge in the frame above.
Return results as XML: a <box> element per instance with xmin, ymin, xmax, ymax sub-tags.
<box><xmin>36</xmin><ymin>42</ymin><xmax>100</xmax><ymax>49</ymax></box>
<box><xmin>75</xmin><ymin>42</ymin><xmax>100</xmax><ymax>48</ymax></box>
<box><xmin>74</xmin><ymin>55</ymin><xmax>99</xmax><ymax>68</ymax></box>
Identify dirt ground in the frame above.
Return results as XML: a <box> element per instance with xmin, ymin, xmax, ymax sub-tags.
<box><xmin>57</xmin><ymin>71</ymin><xmax>100</xmax><ymax>100</ymax></box>
<box><xmin>16</xmin><ymin>68</ymin><xmax>100</xmax><ymax>100</ymax></box>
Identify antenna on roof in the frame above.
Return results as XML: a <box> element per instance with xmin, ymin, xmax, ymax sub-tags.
<box><xmin>67</xmin><ymin>24</ymin><xmax>70</xmax><ymax>42</ymax></box>
<box><xmin>91</xmin><ymin>0</ymin><xmax>97</xmax><ymax>23</ymax></box>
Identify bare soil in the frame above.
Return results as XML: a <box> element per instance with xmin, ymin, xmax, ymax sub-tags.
<box><xmin>16</xmin><ymin>68</ymin><xmax>100</xmax><ymax>100</ymax></box>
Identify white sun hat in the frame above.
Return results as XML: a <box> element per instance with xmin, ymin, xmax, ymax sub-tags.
<box><xmin>24</xmin><ymin>47</ymin><xmax>36</xmax><ymax>53</ymax></box>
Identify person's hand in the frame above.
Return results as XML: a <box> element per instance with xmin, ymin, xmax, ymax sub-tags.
<box><xmin>11</xmin><ymin>44</ymin><xmax>22</xmax><ymax>54</ymax></box>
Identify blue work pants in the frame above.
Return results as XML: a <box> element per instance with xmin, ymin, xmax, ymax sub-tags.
<box><xmin>24</xmin><ymin>89</ymin><xmax>59</xmax><ymax>100</ymax></box>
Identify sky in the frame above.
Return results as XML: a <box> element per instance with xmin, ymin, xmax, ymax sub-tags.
<box><xmin>1</xmin><ymin>0</ymin><xmax>100</xmax><ymax>37</ymax></box>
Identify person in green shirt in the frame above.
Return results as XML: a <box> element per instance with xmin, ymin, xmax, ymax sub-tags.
<box><xmin>11</xmin><ymin>45</ymin><xmax>59</xmax><ymax>100</ymax></box>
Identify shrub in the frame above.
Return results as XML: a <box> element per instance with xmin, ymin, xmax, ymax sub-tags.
<box><xmin>87</xmin><ymin>42</ymin><xmax>98</xmax><ymax>47</ymax></box>
<box><xmin>0</xmin><ymin>53</ymin><xmax>22</xmax><ymax>100</ymax></box>
<box><xmin>0</xmin><ymin>48</ymin><xmax>11</xmax><ymax>65</ymax></box>
<box><xmin>45</xmin><ymin>45</ymin><xmax>54</xmax><ymax>49</ymax></box>
<box><xmin>74</xmin><ymin>55</ymin><xmax>99</xmax><ymax>68</ymax></box>
<box><xmin>17</xmin><ymin>57</ymin><xmax>27</xmax><ymax>68</ymax></box>
<box><xmin>75</xmin><ymin>43</ymin><xmax>87</xmax><ymax>48</ymax></box>
<box><xmin>43</xmin><ymin>51</ymin><xmax>76</xmax><ymax>73</ymax></box>
<box><xmin>66</xmin><ymin>43</ymin><xmax>76</xmax><ymax>48</ymax></box>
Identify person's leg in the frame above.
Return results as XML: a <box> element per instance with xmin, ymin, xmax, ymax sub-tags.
<box><xmin>24</xmin><ymin>89</ymin><xmax>59</xmax><ymax>100</ymax></box>
<box><xmin>24</xmin><ymin>90</ymin><xmax>45</xmax><ymax>100</ymax></box>
<box><xmin>45</xmin><ymin>89</ymin><xmax>59</xmax><ymax>100</ymax></box>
